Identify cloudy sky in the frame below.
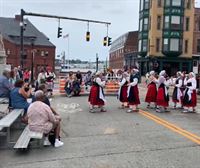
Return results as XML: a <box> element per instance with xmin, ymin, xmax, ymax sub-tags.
<box><xmin>1</xmin><ymin>0</ymin><xmax>200</xmax><ymax>62</ymax></box>
<box><xmin>0</xmin><ymin>0</ymin><xmax>140</xmax><ymax>61</ymax></box>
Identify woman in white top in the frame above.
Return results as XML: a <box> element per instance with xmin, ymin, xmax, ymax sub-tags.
<box><xmin>88</xmin><ymin>71</ymin><xmax>106</xmax><ymax>113</ymax></box>
<box><xmin>182</xmin><ymin>72</ymin><xmax>197</xmax><ymax>113</ymax></box>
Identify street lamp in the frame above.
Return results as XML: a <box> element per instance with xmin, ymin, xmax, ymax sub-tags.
<box><xmin>30</xmin><ymin>38</ymin><xmax>35</xmax><ymax>86</ymax></box>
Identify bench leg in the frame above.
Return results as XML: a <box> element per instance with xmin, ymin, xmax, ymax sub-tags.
<box><xmin>6</xmin><ymin>127</ymin><xmax>10</xmax><ymax>147</ymax></box>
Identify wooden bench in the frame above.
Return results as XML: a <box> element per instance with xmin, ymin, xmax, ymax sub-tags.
<box><xmin>14</xmin><ymin>126</ymin><xmax>43</xmax><ymax>149</ymax></box>
<box><xmin>0</xmin><ymin>109</ymin><xmax>24</xmax><ymax>147</ymax></box>
<box><xmin>0</xmin><ymin>98</ymin><xmax>9</xmax><ymax>104</ymax></box>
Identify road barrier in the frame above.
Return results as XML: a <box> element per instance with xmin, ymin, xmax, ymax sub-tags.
<box><xmin>59</xmin><ymin>76</ymin><xmax>119</xmax><ymax>95</ymax></box>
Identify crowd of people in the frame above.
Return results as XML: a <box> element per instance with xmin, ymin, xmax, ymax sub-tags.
<box><xmin>0</xmin><ymin>67</ymin><xmax>63</xmax><ymax>148</ymax></box>
<box><xmin>88</xmin><ymin>68</ymin><xmax>197</xmax><ymax>113</ymax></box>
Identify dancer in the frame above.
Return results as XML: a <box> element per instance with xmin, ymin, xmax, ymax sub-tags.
<box><xmin>156</xmin><ymin>70</ymin><xmax>170</xmax><ymax>113</ymax></box>
<box><xmin>172</xmin><ymin>71</ymin><xmax>183</xmax><ymax>109</ymax></box>
<box><xmin>145</xmin><ymin>70</ymin><xmax>157</xmax><ymax>109</ymax></box>
<box><xmin>118</xmin><ymin>72</ymin><xmax>129</xmax><ymax>109</ymax></box>
<box><xmin>88</xmin><ymin>71</ymin><xmax>106</xmax><ymax>113</ymax></box>
<box><xmin>127</xmin><ymin>68</ymin><xmax>140</xmax><ymax>113</ymax></box>
<box><xmin>182</xmin><ymin>72</ymin><xmax>197</xmax><ymax>113</ymax></box>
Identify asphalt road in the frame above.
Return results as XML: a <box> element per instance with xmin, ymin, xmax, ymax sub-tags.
<box><xmin>1</xmin><ymin>94</ymin><xmax>200</xmax><ymax>168</ymax></box>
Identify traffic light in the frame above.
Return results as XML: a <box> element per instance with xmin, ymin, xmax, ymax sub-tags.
<box><xmin>57</xmin><ymin>27</ymin><xmax>62</xmax><ymax>38</ymax></box>
<box><xmin>86</xmin><ymin>31</ymin><xmax>90</xmax><ymax>41</ymax></box>
<box><xmin>108</xmin><ymin>37</ymin><xmax>112</xmax><ymax>46</ymax></box>
<box><xmin>103</xmin><ymin>37</ymin><xmax>107</xmax><ymax>46</ymax></box>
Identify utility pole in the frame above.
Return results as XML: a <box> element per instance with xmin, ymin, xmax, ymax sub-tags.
<box><xmin>96</xmin><ymin>53</ymin><xmax>99</xmax><ymax>72</ymax></box>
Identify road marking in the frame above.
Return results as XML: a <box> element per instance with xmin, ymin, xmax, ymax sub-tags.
<box><xmin>139</xmin><ymin>109</ymin><xmax>200</xmax><ymax>145</ymax></box>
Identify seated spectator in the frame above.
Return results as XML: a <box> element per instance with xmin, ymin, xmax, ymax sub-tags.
<box><xmin>10</xmin><ymin>80</ymin><xmax>31</xmax><ymax>114</ymax></box>
<box><xmin>0</xmin><ymin>68</ymin><xmax>12</xmax><ymax>98</ymax></box>
<box><xmin>72</xmin><ymin>76</ymin><xmax>81</xmax><ymax>96</ymax></box>
<box><xmin>64</xmin><ymin>74</ymin><xmax>73</xmax><ymax>97</ymax></box>
<box><xmin>27</xmin><ymin>90</ymin><xmax>64</xmax><ymax>147</ymax></box>
<box><xmin>32</xmin><ymin>84</ymin><xmax>61</xmax><ymax>121</ymax></box>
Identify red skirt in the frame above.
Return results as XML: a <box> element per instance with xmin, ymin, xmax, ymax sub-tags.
<box><xmin>128</xmin><ymin>85</ymin><xmax>140</xmax><ymax>105</ymax></box>
<box><xmin>88</xmin><ymin>85</ymin><xmax>105</xmax><ymax>106</ymax></box>
<box><xmin>119</xmin><ymin>85</ymin><xmax>128</xmax><ymax>103</ymax></box>
<box><xmin>183</xmin><ymin>90</ymin><xmax>197</xmax><ymax>108</ymax></box>
<box><xmin>156</xmin><ymin>87</ymin><xmax>169</xmax><ymax>107</ymax></box>
<box><xmin>145</xmin><ymin>83</ymin><xmax>157</xmax><ymax>103</ymax></box>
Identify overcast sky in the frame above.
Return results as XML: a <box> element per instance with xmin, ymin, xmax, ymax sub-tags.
<box><xmin>1</xmin><ymin>0</ymin><xmax>200</xmax><ymax>61</ymax></box>
<box><xmin>0</xmin><ymin>0</ymin><xmax>140</xmax><ymax>61</ymax></box>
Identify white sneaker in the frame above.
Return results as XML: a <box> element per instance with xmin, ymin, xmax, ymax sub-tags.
<box><xmin>43</xmin><ymin>139</ymin><xmax>51</xmax><ymax>146</ymax></box>
<box><xmin>54</xmin><ymin>139</ymin><xmax>64</xmax><ymax>147</ymax></box>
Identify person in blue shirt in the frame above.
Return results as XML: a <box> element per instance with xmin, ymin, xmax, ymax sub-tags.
<box><xmin>0</xmin><ymin>68</ymin><xmax>12</xmax><ymax>98</ymax></box>
<box><xmin>10</xmin><ymin>80</ymin><xmax>31</xmax><ymax>114</ymax></box>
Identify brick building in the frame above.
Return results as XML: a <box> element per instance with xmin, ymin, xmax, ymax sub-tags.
<box><xmin>0</xmin><ymin>15</ymin><xmax>55</xmax><ymax>75</ymax></box>
<box><xmin>109</xmin><ymin>31</ymin><xmax>138</xmax><ymax>70</ymax></box>
<box><xmin>193</xmin><ymin>8</ymin><xmax>200</xmax><ymax>55</ymax></box>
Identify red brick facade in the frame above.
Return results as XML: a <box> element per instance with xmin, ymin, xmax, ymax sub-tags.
<box><xmin>109</xmin><ymin>31</ymin><xmax>138</xmax><ymax>70</ymax></box>
<box><xmin>3</xmin><ymin>38</ymin><xmax>55</xmax><ymax>76</ymax></box>
<box><xmin>193</xmin><ymin>8</ymin><xmax>200</xmax><ymax>55</ymax></box>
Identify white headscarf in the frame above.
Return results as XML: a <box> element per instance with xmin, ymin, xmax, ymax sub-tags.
<box><xmin>150</xmin><ymin>70</ymin><xmax>155</xmax><ymax>76</ymax></box>
<box><xmin>159</xmin><ymin>70</ymin><xmax>166</xmax><ymax>77</ymax></box>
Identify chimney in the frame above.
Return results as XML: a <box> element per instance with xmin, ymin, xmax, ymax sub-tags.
<box><xmin>15</xmin><ymin>15</ymin><xmax>21</xmax><ymax>21</ymax></box>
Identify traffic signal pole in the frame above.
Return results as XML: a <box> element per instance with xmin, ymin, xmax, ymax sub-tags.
<box><xmin>20</xmin><ymin>9</ymin><xmax>111</xmax><ymax>68</ymax></box>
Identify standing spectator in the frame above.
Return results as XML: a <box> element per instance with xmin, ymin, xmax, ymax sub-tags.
<box><xmin>37</xmin><ymin>69</ymin><xmax>46</xmax><ymax>85</ymax></box>
<box><xmin>84</xmin><ymin>71</ymin><xmax>92</xmax><ymax>92</ymax></box>
<box><xmin>27</xmin><ymin>90</ymin><xmax>64</xmax><ymax>147</ymax></box>
<box><xmin>17</xmin><ymin>66</ymin><xmax>23</xmax><ymax>79</ymax></box>
<box><xmin>23</xmin><ymin>68</ymin><xmax>30</xmax><ymax>83</ymax></box>
<box><xmin>0</xmin><ymin>68</ymin><xmax>12</xmax><ymax>98</ymax></box>
<box><xmin>45</xmin><ymin>66</ymin><xmax>56</xmax><ymax>96</ymax></box>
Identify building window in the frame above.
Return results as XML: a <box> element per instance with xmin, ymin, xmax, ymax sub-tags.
<box><xmin>156</xmin><ymin>38</ymin><xmax>160</xmax><ymax>52</ymax></box>
<box><xmin>140</xmin><ymin>0</ymin><xmax>144</xmax><ymax>10</ymax></box>
<box><xmin>158</xmin><ymin>0</ymin><xmax>162</xmax><ymax>7</ymax></box>
<box><xmin>184</xmin><ymin>40</ymin><xmax>188</xmax><ymax>53</ymax></box>
<box><xmin>144</xmin><ymin>0</ymin><xmax>149</xmax><ymax>9</ymax></box>
<box><xmin>139</xmin><ymin>40</ymin><xmax>142</xmax><ymax>52</ymax></box>
<box><xmin>165</xmin><ymin>0</ymin><xmax>170</xmax><ymax>6</ymax></box>
<box><xmin>185</xmin><ymin>17</ymin><xmax>190</xmax><ymax>31</ymax></box>
<box><xmin>170</xmin><ymin>39</ymin><xmax>179</xmax><ymax>51</ymax></box>
<box><xmin>171</xmin><ymin>16</ymin><xmax>180</xmax><ymax>29</ymax></box>
<box><xmin>143</xmin><ymin>39</ymin><xmax>148</xmax><ymax>52</ymax></box>
<box><xmin>157</xmin><ymin>16</ymin><xmax>161</xmax><ymax>30</ymax></box>
<box><xmin>149</xmin><ymin>16</ymin><xmax>151</xmax><ymax>30</ymax></box>
<box><xmin>198</xmin><ymin>19</ymin><xmax>200</xmax><ymax>31</ymax></box>
<box><xmin>197</xmin><ymin>39</ymin><xmax>200</xmax><ymax>53</ymax></box>
<box><xmin>143</xmin><ymin>18</ymin><xmax>149</xmax><ymax>30</ymax></box>
<box><xmin>186</xmin><ymin>0</ymin><xmax>191</xmax><ymax>9</ymax></box>
<box><xmin>172</xmin><ymin>0</ymin><xmax>181</xmax><ymax>6</ymax></box>
<box><xmin>164</xmin><ymin>16</ymin><xmax>170</xmax><ymax>29</ymax></box>
<box><xmin>163</xmin><ymin>38</ymin><xmax>168</xmax><ymax>51</ymax></box>
<box><xmin>139</xmin><ymin>19</ymin><xmax>143</xmax><ymax>31</ymax></box>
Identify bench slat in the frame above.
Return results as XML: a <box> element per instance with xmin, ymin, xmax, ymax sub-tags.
<box><xmin>0</xmin><ymin>109</ymin><xmax>23</xmax><ymax>127</ymax></box>
<box><xmin>14</xmin><ymin>126</ymin><xmax>43</xmax><ymax>149</ymax></box>
<box><xmin>14</xmin><ymin>126</ymin><xmax>31</xmax><ymax>149</ymax></box>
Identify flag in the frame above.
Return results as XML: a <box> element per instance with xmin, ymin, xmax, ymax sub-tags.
<box><xmin>63</xmin><ymin>34</ymin><xmax>69</xmax><ymax>39</ymax></box>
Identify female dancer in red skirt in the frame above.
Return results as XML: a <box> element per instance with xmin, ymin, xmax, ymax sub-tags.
<box><xmin>88</xmin><ymin>71</ymin><xmax>106</xmax><ymax>113</ymax></box>
<box><xmin>118</xmin><ymin>72</ymin><xmax>129</xmax><ymax>109</ymax></box>
<box><xmin>172</xmin><ymin>71</ymin><xmax>183</xmax><ymax>109</ymax></box>
<box><xmin>127</xmin><ymin>68</ymin><xmax>140</xmax><ymax>113</ymax></box>
<box><xmin>156</xmin><ymin>70</ymin><xmax>170</xmax><ymax>113</ymax></box>
<box><xmin>182</xmin><ymin>72</ymin><xmax>197</xmax><ymax>113</ymax></box>
<box><xmin>145</xmin><ymin>71</ymin><xmax>158</xmax><ymax>109</ymax></box>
